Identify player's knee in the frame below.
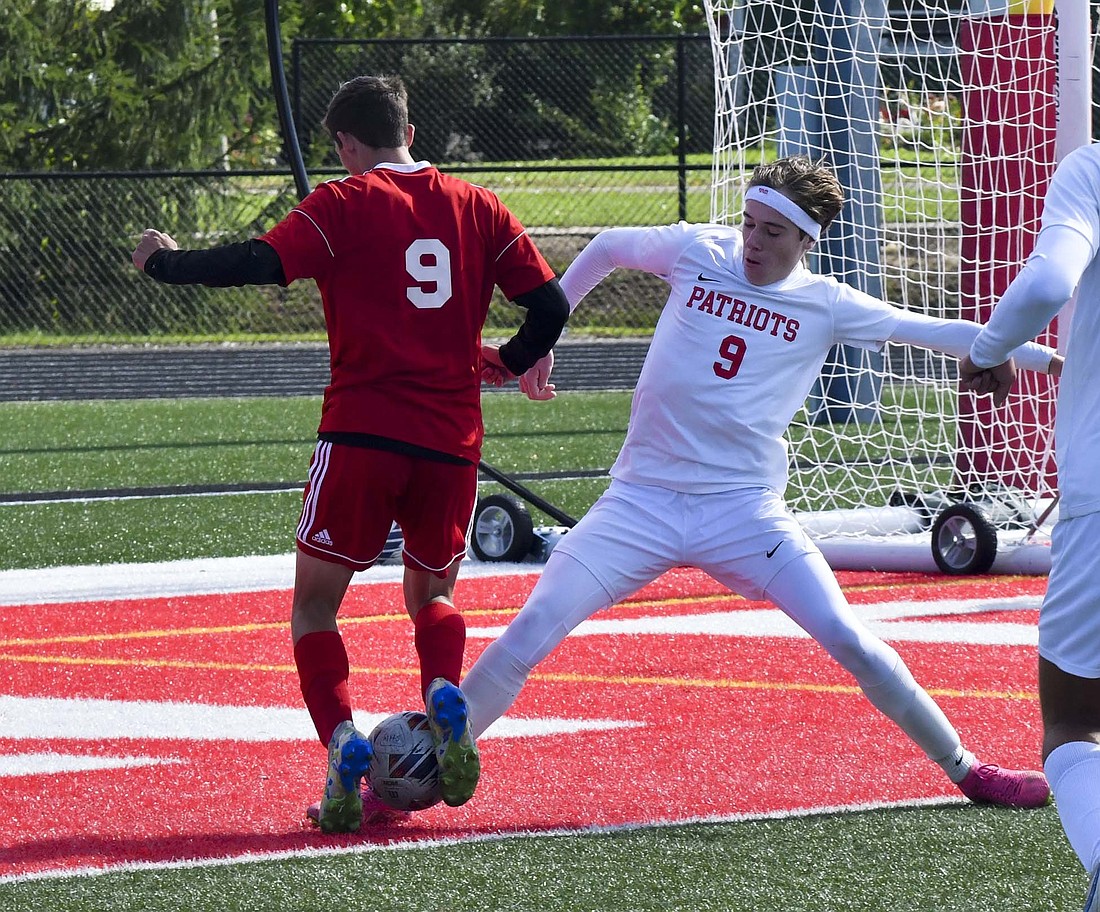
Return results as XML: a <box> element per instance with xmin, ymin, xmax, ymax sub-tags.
<box><xmin>291</xmin><ymin>594</ymin><xmax>340</xmax><ymax>630</ymax></box>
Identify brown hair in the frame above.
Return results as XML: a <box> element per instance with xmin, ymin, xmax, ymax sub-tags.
<box><xmin>747</xmin><ymin>155</ymin><xmax>845</xmax><ymax>233</ymax></box>
<box><xmin>322</xmin><ymin>75</ymin><xmax>409</xmax><ymax>149</ymax></box>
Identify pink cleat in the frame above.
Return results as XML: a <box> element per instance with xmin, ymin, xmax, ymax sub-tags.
<box><xmin>307</xmin><ymin>787</ymin><xmax>412</xmax><ymax>829</ymax></box>
<box><xmin>957</xmin><ymin>762</ymin><xmax>1051</xmax><ymax>809</ymax></box>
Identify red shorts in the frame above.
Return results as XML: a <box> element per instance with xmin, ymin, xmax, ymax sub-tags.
<box><xmin>296</xmin><ymin>441</ymin><xmax>478</xmax><ymax>576</ymax></box>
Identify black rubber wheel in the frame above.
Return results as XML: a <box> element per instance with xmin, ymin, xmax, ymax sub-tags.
<box><xmin>931</xmin><ymin>503</ymin><xmax>999</xmax><ymax>575</ymax></box>
<box><xmin>470</xmin><ymin>494</ymin><xmax>535</xmax><ymax>562</ymax></box>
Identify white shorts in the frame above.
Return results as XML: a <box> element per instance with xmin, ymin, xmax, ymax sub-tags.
<box><xmin>552</xmin><ymin>478</ymin><xmax>818</xmax><ymax>603</ymax></box>
<box><xmin>1040</xmin><ymin>512</ymin><xmax>1100</xmax><ymax>679</ymax></box>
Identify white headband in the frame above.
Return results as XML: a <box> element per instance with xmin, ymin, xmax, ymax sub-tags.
<box><xmin>744</xmin><ymin>185</ymin><xmax>821</xmax><ymax>240</ymax></box>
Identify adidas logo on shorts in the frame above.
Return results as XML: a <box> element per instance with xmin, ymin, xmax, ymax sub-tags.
<box><xmin>311</xmin><ymin>528</ymin><xmax>334</xmax><ymax>546</ymax></box>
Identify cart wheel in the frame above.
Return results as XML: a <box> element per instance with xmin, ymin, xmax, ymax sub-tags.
<box><xmin>931</xmin><ymin>503</ymin><xmax>998</xmax><ymax>575</ymax></box>
<box><xmin>471</xmin><ymin>494</ymin><xmax>535</xmax><ymax>562</ymax></box>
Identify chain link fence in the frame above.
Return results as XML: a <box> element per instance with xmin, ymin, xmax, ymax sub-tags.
<box><xmin>0</xmin><ymin>35</ymin><xmax>715</xmax><ymax>344</ymax></box>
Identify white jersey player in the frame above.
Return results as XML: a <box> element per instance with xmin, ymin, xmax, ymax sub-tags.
<box><xmin>465</xmin><ymin>154</ymin><xmax>1061</xmax><ymax>811</ymax></box>
<box><xmin>961</xmin><ymin>142</ymin><xmax>1100</xmax><ymax>909</ymax></box>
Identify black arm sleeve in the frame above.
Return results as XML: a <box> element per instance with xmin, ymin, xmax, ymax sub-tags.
<box><xmin>144</xmin><ymin>239</ymin><xmax>287</xmax><ymax>287</ymax></box>
<box><xmin>497</xmin><ymin>278</ymin><xmax>570</xmax><ymax>376</ymax></box>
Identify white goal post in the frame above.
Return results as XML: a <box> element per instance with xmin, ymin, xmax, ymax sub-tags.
<box><xmin>703</xmin><ymin>0</ymin><xmax>1092</xmax><ymax>574</ymax></box>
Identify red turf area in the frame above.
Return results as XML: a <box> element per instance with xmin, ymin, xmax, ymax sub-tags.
<box><xmin>0</xmin><ymin>568</ymin><xmax>1047</xmax><ymax>880</ymax></box>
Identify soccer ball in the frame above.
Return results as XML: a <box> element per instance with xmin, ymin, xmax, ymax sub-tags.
<box><xmin>367</xmin><ymin>711</ymin><xmax>442</xmax><ymax>811</ymax></box>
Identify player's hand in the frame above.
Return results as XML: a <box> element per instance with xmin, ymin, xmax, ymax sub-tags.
<box><xmin>518</xmin><ymin>351</ymin><xmax>556</xmax><ymax>401</ymax></box>
<box><xmin>480</xmin><ymin>345</ymin><xmax>516</xmax><ymax>388</ymax></box>
<box><xmin>958</xmin><ymin>354</ymin><xmax>1016</xmax><ymax>406</ymax></box>
<box><xmin>1048</xmin><ymin>353</ymin><xmax>1064</xmax><ymax>378</ymax></box>
<box><xmin>131</xmin><ymin>228</ymin><xmax>178</xmax><ymax>271</ymax></box>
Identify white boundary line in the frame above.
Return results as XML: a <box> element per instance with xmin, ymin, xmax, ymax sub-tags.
<box><xmin>0</xmin><ymin>553</ymin><xmax>541</xmax><ymax>606</ymax></box>
<box><xmin>0</xmin><ymin>795</ymin><xmax>966</xmax><ymax>885</ymax></box>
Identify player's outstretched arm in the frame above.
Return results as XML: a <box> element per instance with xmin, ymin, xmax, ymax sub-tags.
<box><xmin>887</xmin><ymin>310</ymin><xmax>1058</xmax><ymax>373</ymax></box>
<box><xmin>559</xmin><ymin>225</ymin><xmax>682</xmax><ymax>310</ymax></box>
<box><xmin>132</xmin><ymin>232</ymin><xmax>287</xmax><ymax>287</ymax></box>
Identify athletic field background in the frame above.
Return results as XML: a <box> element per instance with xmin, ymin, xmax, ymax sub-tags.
<box><xmin>0</xmin><ymin>390</ymin><xmax>1086</xmax><ymax>910</ymax></box>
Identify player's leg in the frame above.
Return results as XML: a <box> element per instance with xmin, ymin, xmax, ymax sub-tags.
<box><xmin>763</xmin><ymin>550</ymin><xmax>1049</xmax><ymax>808</ymax></box>
<box><xmin>293</xmin><ymin>549</ymin><xmax>374</xmax><ymax>832</ymax></box>
<box><xmin>397</xmin><ymin>458</ymin><xmax>479</xmax><ymax>806</ymax></box>
<box><xmin>1035</xmin><ymin>514</ymin><xmax>1100</xmax><ymax>900</ymax></box>
<box><xmin>462</xmin><ymin>550</ymin><xmax>618</xmax><ymax>740</ymax></box>
<box><xmin>462</xmin><ymin>480</ymin><xmax>681</xmax><ymax>740</ymax></box>
<box><xmin>1040</xmin><ymin>660</ymin><xmax>1100</xmax><ymax>895</ymax></box>
<box><xmin>697</xmin><ymin>495</ymin><xmax>973</xmax><ymax>778</ymax></box>
<box><xmin>292</xmin><ymin>550</ymin><xmax>356</xmax><ymax>739</ymax></box>
<box><xmin>293</xmin><ymin>442</ymin><xmax>404</xmax><ymax>832</ymax></box>
<box><xmin>408</xmin><ymin>562</ymin><xmax>478</xmax><ymax>808</ymax></box>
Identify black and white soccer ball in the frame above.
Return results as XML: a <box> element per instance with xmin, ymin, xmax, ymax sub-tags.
<box><xmin>367</xmin><ymin>711</ymin><xmax>442</xmax><ymax>811</ymax></box>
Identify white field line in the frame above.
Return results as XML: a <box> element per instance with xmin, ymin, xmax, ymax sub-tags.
<box><xmin>0</xmin><ymin>553</ymin><xmax>540</xmax><ymax>606</ymax></box>
<box><xmin>0</xmin><ymin>794</ymin><xmax>966</xmax><ymax>885</ymax></box>
<box><xmin>0</xmin><ymin>694</ymin><xmax>638</xmax><ymax>747</ymax></box>
<box><xmin>0</xmin><ymin>753</ymin><xmax>184</xmax><ymax>776</ymax></box>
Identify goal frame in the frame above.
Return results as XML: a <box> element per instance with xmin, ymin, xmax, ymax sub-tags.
<box><xmin>703</xmin><ymin>0</ymin><xmax>1091</xmax><ymax>574</ymax></box>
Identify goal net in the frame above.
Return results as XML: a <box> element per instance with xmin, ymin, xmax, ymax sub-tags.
<box><xmin>703</xmin><ymin>0</ymin><xmax>1090</xmax><ymax>573</ymax></box>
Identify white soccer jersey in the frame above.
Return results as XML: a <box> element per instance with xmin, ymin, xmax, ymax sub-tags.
<box><xmin>562</xmin><ymin>222</ymin><xmax>898</xmax><ymax>493</ymax></box>
<box><xmin>970</xmin><ymin>142</ymin><xmax>1100</xmax><ymax>519</ymax></box>
<box><xmin>564</xmin><ymin>221</ymin><xmax>1055</xmax><ymax>496</ymax></box>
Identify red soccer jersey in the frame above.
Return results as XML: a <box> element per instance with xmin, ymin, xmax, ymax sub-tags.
<box><xmin>261</xmin><ymin>162</ymin><xmax>554</xmax><ymax>462</ymax></box>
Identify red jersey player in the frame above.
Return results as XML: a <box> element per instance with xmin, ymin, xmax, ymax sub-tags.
<box><xmin>131</xmin><ymin>75</ymin><xmax>569</xmax><ymax>833</ymax></box>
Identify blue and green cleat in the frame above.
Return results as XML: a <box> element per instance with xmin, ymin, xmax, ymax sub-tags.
<box><xmin>316</xmin><ymin>720</ymin><xmax>373</xmax><ymax>833</ymax></box>
<box><xmin>425</xmin><ymin>677</ymin><xmax>481</xmax><ymax>807</ymax></box>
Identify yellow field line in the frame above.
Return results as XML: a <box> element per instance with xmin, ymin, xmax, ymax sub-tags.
<box><xmin>0</xmin><ymin>652</ymin><xmax>410</xmax><ymax>676</ymax></box>
<box><xmin>0</xmin><ymin>610</ymin><xmax>430</xmax><ymax>647</ymax></box>
<box><xmin>0</xmin><ymin>574</ymin><xmax>1040</xmax><ymax>649</ymax></box>
<box><xmin>0</xmin><ymin>652</ymin><xmax>1036</xmax><ymax>702</ymax></box>
<box><xmin>531</xmin><ymin>670</ymin><xmax>1038</xmax><ymax>702</ymax></box>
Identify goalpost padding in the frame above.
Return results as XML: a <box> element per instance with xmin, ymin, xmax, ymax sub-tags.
<box><xmin>703</xmin><ymin>0</ymin><xmax>1088</xmax><ymax>572</ymax></box>
<box><xmin>956</xmin><ymin>0</ymin><xmax>1058</xmax><ymax>493</ymax></box>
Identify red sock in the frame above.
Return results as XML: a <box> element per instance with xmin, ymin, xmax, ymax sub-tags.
<box><xmin>293</xmin><ymin>630</ymin><xmax>353</xmax><ymax>746</ymax></box>
<box><xmin>413</xmin><ymin>597</ymin><xmax>466</xmax><ymax>700</ymax></box>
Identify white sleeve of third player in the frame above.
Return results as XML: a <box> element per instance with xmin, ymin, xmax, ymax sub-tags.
<box><xmin>559</xmin><ymin>223</ymin><xmax>693</xmax><ymax>312</ymax></box>
<box><xmin>968</xmin><ymin>225</ymin><xmax>1093</xmax><ymax>368</ymax></box>
<box><xmin>889</xmin><ymin>310</ymin><xmax>1057</xmax><ymax>373</ymax></box>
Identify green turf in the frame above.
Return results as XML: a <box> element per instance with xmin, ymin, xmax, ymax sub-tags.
<box><xmin>0</xmin><ymin>386</ymin><xmax>974</xmax><ymax>569</ymax></box>
<box><xmin>0</xmin><ymin>392</ymin><xmax>631</xmax><ymax>569</ymax></box>
<box><xmin>0</xmin><ymin>806</ymin><xmax>1084</xmax><ymax>911</ymax></box>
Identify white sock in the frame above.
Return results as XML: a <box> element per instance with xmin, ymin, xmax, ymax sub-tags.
<box><xmin>462</xmin><ymin>639</ymin><xmax>532</xmax><ymax>740</ymax></box>
<box><xmin>933</xmin><ymin>745</ymin><xmax>977</xmax><ymax>783</ymax></box>
<box><xmin>1045</xmin><ymin>741</ymin><xmax>1100</xmax><ymax>873</ymax></box>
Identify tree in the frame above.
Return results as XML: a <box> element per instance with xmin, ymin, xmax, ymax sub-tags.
<box><xmin>0</xmin><ymin>0</ymin><xmax>418</xmax><ymax>171</ymax></box>
<box><xmin>0</xmin><ymin>0</ymin><xmax>707</xmax><ymax>172</ymax></box>
<box><xmin>425</xmin><ymin>0</ymin><xmax>706</xmax><ymax>37</ymax></box>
